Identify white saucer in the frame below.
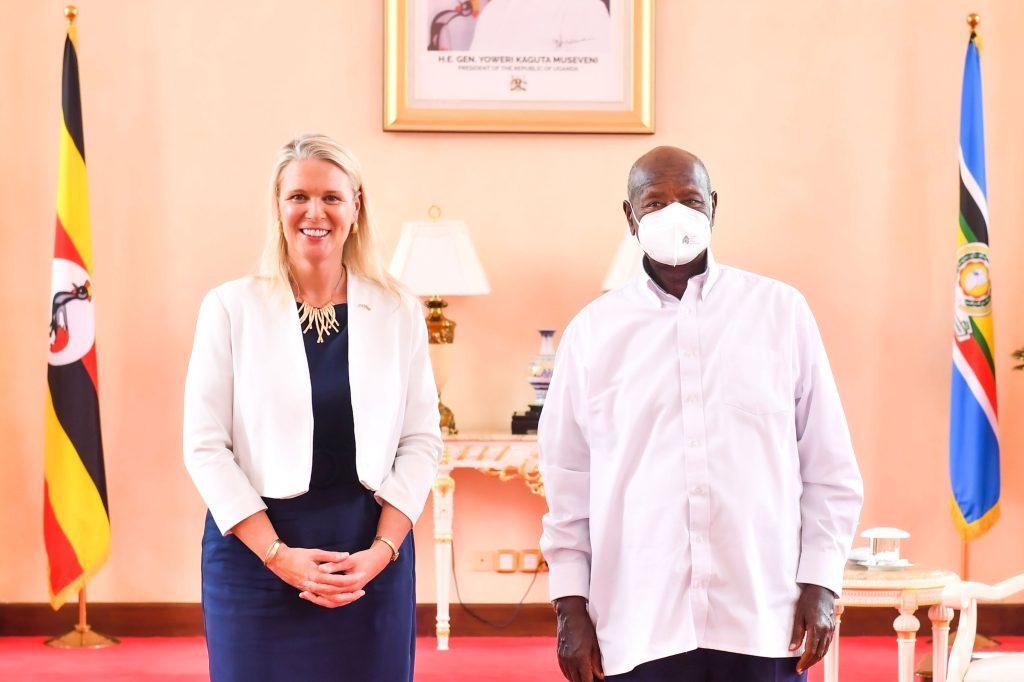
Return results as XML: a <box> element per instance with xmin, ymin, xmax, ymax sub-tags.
<box><xmin>850</xmin><ymin>558</ymin><xmax>913</xmax><ymax>571</ymax></box>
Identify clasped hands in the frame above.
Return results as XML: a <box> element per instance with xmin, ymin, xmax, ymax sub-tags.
<box><xmin>265</xmin><ymin>542</ymin><xmax>393</xmax><ymax>608</ymax></box>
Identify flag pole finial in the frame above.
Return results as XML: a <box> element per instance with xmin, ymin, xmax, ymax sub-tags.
<box><xmin>967</xmin><ymin>13</ymin><xmax>980</xmax><ymax>31</ymax></box>
<box><xmin>64</xmin><ymin>6</ymin><xmax>78</xmax><ymax>25</ymax></box>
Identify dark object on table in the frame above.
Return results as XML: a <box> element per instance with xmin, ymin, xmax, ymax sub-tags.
<box><xmin>511</xmin><ymin>405</ymin><xmax>543</xmax><ymax>435</ymax></box>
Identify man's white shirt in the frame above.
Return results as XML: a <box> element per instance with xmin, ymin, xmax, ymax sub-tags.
<box><xmin>538</xmin><ymin>251</ymin><xmax>863</xmax><ymax>676</ymax></box>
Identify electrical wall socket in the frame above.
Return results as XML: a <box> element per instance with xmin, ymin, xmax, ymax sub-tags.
<box><xmin>471</xmin><ymin>550</ymin><xmax>494</xmax><ymax>572</ymax></box>
<box><xmin>520</xmin><ymin>549</ymin><xmax>544</xmax><ymax>573</ymax></box>
<box><xmin>495</xmin><ymin>549</ymin><xmax>519</xmax><ymax>573</ymax></box>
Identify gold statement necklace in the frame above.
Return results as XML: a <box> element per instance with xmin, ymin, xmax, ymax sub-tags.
<box><xmin>296</xmin><ymin>267</ymin><xmax>345</xmax><ymax>344</ymax></box>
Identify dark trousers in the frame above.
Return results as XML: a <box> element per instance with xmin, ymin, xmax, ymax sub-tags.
<box><xmin>605</xmin><ymin>648</ymin><xmax>807</xmax><ymax>682</ymax></box>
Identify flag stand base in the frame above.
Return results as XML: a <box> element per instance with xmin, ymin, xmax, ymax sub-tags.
<box><xmin>961</xmin><ymin>631</ymin><xmax>1000</xmax><ymax>648</ymax></box>
<box><xmin>914</xmin><ymin>631</ymin><xmax>999</xmax><ymax>679</ymax></box>
<box><xmin>45</xmin><ymin>624</ymin><xmax>119</xmax><ymax>649</ymax></box>
<box><xmin>916</xmin><ymin>539</ymin><xmax>1002</xmax><ymax>676</ymax></box>
<box><xmin>45</xmin><ymin>587</ymin><xmax>118</xmax><ymax>649</ymax></box>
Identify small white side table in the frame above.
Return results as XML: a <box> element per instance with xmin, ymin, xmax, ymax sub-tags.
<box><xmin>432</xmin><ymin>433</ymin><xmax>541</xmax><ymax>650</ymax></box>
<box><xmin>824</xmin><ymin>563</ymin><xmax>959</xmax><ymax>682</ymax></box>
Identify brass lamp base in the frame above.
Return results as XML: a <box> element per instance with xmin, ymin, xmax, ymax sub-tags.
<box><xmin>426</xmin><ymin>295</ymin><xmax>459</xmax><ymax>434</ymax></box>
<box><xmin>425</xmin><ymin>296</ymin><xmax>455</xmax><ymax>344</ymax></box>
<box><xmin>439</xmin><ymin>398</ymin><xmax>457</xmax><ymax>435</ymax></box>
<box><xmin>46</xmin><ymin>624</ymin><xmax>119</xmax><ymax>649</ymax></box>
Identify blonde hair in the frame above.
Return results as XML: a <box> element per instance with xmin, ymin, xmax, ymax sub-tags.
<box><xmin>257</xmin><ymin>133</ymin><xmax>401</xmax><ymax>297</ymax></box>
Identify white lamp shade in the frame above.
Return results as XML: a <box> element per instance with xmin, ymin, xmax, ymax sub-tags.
<box><xmin>388</xmin><ymin>220</ymin><xmax>491</xmax><ymax>296</ymax></box>
<box><xmin>601</xmin><ymin>231</ymin><xmax>645</xmax><ymax>291</ymax></box>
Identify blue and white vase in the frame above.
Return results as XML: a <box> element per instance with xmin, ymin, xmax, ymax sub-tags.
<box><xmin>528</xmin><ymin>330</ymin><xmax>556</xmax><ymax>407</ymax></box>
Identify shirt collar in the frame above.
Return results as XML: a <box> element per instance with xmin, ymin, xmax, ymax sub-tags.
<box><xmin>635</xmin><ymin>248</ymin><xmax>722</xmax><ymax>307</ymax></box>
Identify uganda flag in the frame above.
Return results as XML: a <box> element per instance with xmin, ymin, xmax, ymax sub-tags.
<box><xmin>950</xmin><ymin>24</ymin><xmax>999</xmax><ymax>541</ymax></box>
<box><xmin>44</xmin><ymin>14</ymin><xmax>110</xmax><ymax>610</ymax></box>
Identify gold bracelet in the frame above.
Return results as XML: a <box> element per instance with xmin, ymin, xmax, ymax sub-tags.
<box><xmin>374</xmin><ymin>535</ymin><xmax>399</xmax><ymax>562</ymax></box>
<box><xmin>262</xmin><ymin>538</ymin><xmax>283</xmax><ymax>566</ymax></box>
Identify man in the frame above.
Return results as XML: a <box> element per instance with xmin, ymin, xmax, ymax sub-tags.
<box><xmin>469</xmin><ymin>0</ymin><xmax>611</xmax><ymax>53</ymax></box>
<box><xmin>538</xmin><ymin>146</ymin><xmax>864</xmax><ymax>681</ymax></box>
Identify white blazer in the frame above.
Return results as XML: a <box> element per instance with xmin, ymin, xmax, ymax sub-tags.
<box><xmin>183</xmin><ymin>274</ymin><xmax>442</xmax><ymax>535</ymax></box>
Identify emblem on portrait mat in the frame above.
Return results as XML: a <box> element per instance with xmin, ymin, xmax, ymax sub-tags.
<box><xmin>509</xmin><ymin>76</ymin><xmax>527</xmax><ymax>92</ymax></box>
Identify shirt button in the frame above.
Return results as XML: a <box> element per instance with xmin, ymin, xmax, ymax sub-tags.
<box><xmin>682</xmin><ymin>349</ymin><xmax>694</xmax><ymax>358</ymax></box>
<box><xmin>692</xmin><ymin>486</ymin><xmax>705</xmax><ymax>495</ymax></box>
<box><xmin>693</xmin><ymin>535</ymin><xmax>703</xmax><ymax>544</ymax></box>
<box><xmin>686</xmin><ymin>395</ymin><xmax>697</xmax><ymax>404</ymax></box>
<box><xmin>689</xmin><ymin>439</ymin><xmax>700</xmax><ymax>447</ymax></box>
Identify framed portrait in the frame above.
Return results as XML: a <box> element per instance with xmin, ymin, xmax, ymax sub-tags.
<box><xmin>384</xmin><ymin>0</ymin><xmax>654</xmax><ymax>133</ymax></box>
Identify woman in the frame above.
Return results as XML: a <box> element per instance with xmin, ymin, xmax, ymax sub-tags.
<box><xmin>184</xmin><ymin>134</ymin><xmax>442</xmax><ymax>681</ymax></box>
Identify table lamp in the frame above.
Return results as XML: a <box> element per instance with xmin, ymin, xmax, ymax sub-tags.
<box><xmin>388</xmin><ymin>208</ymin><xmax>490</xmax><ymax>434</ymax></box>
<box><xmin>602</xmin><ymin>230</ymin><xmax>645</xmax><ymax>291</ymax></box>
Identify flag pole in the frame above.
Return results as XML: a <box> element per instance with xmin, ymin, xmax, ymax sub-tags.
<box><xmin>941</xmin><ymin>10</ymin><xmax>999</xmax><ymax>671</ymax></box>
<box><xmin>44</xmin><ymin>8</ymin><xmax>118</xmax><ymax>650</ymax></box>
<box><xmin>959</xmin><ymin>9</ymin><xmax>980</xmax><ymax>590</ymax></box>
<box><xmin>79</xmin><ymin>586</ymin><xmax>87</xmax><ymax>633</ymax></box>
<box><xmin>921</xmin><ymin>18</ymin><xmax>989</xmax><ymax>675</ymax></box>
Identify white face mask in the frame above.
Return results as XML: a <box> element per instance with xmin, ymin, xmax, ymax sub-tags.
<box><xmin>632</xmin><ymin>202</ymin><xmax>711</xmax><ymax>267</ymax></box>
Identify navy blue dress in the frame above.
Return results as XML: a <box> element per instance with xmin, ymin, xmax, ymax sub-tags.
<box><xmin>201</xmin><ymin>304</ymin><xmax>416</xmax><ymax>682</ymax></box>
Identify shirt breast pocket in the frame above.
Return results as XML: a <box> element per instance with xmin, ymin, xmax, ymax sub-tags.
<box><xmin>722</xmin><ymin>344</ymin><xmax>792</xmax><ymax>416</ymax></box>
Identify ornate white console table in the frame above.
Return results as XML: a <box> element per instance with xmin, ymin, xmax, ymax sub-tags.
<box><xmin>824</xmin><ymin>563</ymin><xmax>960</xmax><ymax>682</ymax></box>
<box><xmin>432</xmin><ymin>433</ymin><xmax>542</xmax><ymax>650</ymax></box>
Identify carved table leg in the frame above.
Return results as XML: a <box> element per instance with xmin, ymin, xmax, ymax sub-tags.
<box><xmin>894</xmin><ymin>594</ymin><xmax>921</xmax><ymax>682</ymax></box>
<box><xmin>824</xmin><ymin>602</ymin><xmax>843</xmax><ymax>682</ymax></box>
<box><xmin>929</xmin><ymin>604</ymin><xmax>954</xmax><ymax>682</ymax></box>
<box><xmin>432</xmin><ymin>458</ymin><xmax>455</xmax><ymax>650</ymax></box>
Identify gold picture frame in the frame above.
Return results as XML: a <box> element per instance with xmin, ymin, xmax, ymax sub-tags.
<box><xmin>384</xmin><ymin>0</ymin><xmax>654</xmax><ymax>133</ymax></box>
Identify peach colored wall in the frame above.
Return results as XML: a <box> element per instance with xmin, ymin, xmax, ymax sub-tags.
<box><xmin>3</xmin><ymin>1</ymin><xmax>1024</xmax><ymax>609</ymax></box>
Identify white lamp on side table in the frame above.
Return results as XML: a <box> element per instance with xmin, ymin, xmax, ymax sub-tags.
<box><xmin>602</xmin><ymin>229</ymin><xmax>644</xmax><ymax>291</ymax></box>
<box><xmin>388</xmin><ymin>208</ymin><xmax>490</xmax><ymax>434</ymax></box>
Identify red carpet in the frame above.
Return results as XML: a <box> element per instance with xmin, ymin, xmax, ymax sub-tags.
<box><xmin>0</xmin><ymin>635</ymin><xmax>1021</xmax><ymax>680</ymax></box>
